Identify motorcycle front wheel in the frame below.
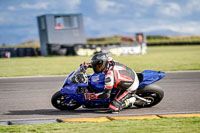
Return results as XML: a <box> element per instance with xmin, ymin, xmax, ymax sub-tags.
<box><xmin>51</xmin><ymin>91</ymin><xmax>81</xmax><ymax>110</ymax></box>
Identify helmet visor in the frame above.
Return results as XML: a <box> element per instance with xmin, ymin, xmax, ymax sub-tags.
<box><xmin>92</xmin><ymin>61</ymin><xmax>105</xmax><ymax>73</ymax></box>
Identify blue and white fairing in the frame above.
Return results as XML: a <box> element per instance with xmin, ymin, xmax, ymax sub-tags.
<box><xmin>60</xmin><ymin>66</ymin><xmax>109</xmax><ymax>106</ymax></box>
<box><xmin>60</xmin><ymin>73</ymin><xmax>87</xmax><ymax>95</ymax></box>
<box><xmin>88</xmin><ymin>70</ymin><xmax>165</xmax><ymax>91</ymax></box>
<box><xmin>88</xmin><ymin>72</ymin><xmax>105</xmax><ymax>93</ymax></box>
<box><xmin>60</xmin><ymin>67</ymin><xmax>106</xmax><ymax>95</ymax></box>
<box><xmin>138</xmin><ymin>70</ymin><xmax>165</xmax><ymax>88</ymax></box>
<box><xmin>61</xmin><ymin>69</ymin><xmax>165</xmax><ymax>95</ymax></box>
<box><xmin>60</xmin><ymin>67</ymin><xmax>165</xmax><ymax>106</ymax></box>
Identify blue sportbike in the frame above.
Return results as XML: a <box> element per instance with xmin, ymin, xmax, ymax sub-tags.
<box><xmin>51</xmin><ymin>65</ymin><xmax>165</xmax><ymax>110</ymax></box>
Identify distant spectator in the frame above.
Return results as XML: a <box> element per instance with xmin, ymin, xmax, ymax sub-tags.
<box><xmin>138</xmin><ymin>34</ymin><xmax>143</xmax><ymax>43</ymax></box>
<box><xmin>5</xmin><ymin>51</ymin><xmax>11</xmax><ymax>58</ymax></box>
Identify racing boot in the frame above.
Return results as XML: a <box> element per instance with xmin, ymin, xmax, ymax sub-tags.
<box><xmin>109</xmin><ymin>90</ymin><xmax>132</xmax><ymax>113</ymax></box>
<box><xmin>109</xmin><ymin>99</ymin><xmax>122</xmax><ymax>113</ymax></box>
<box><xmin>124</xmin><ymin>97</ymin><xmax>136</xmax><ymax>108</ymax></box>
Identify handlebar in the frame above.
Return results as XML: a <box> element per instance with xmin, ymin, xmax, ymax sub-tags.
<box><xmin>70</xmin><ymin>65</ymin><xmax>89</xmax><ymax>83</ymax></box>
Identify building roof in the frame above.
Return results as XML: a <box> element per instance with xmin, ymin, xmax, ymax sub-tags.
<box><xmin>37</xmin><ymin>13</ymin><xmax>82</xmax><ymax>18</ymax></box>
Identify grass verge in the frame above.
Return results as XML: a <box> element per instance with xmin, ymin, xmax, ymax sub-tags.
<box><xmin>0</xmin><ymin>45</ymin><xmax>200</xmax><ymax>77</ymax></box>
<box><xmin>147</xmin><ymin>36</ymin><xmax>200</xmax><ymax>44</ymax></box>
<box><xmin>0</xmin><ymin>117</ymin><xmax>200</xmax><ymax>133</ymax></box>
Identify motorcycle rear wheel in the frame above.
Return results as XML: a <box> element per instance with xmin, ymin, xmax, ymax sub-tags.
<box><xmin>134</xmin><ymin>84</ymin><xmax>164</xmax><ymax>108</ymax></box>
<box><xmin>51</xmin><ymin>91</ymin><xmax>81</xmax><ymax>110</ymax></box>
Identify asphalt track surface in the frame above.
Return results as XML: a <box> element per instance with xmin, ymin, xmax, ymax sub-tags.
<box><xmin>0</xmin><ymin>71</ymin><xmax>200</xmax><ymax>121</ymax></box>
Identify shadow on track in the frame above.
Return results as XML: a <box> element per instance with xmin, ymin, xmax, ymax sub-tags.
<box><xmin>4</xmin><ymin>109</ymin><xmax>112</xmax><ymax>116</ymax></box>
<box><xmin>4</xmin><ymin>107</ymin><xmax>140</xmax><ymax>116</ymax></box>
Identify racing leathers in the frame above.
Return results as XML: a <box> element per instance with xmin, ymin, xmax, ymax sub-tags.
<box><xmin>84</xmin><ymin>58</ymin><xmax>139</xmax><ymax>112</ymax></box>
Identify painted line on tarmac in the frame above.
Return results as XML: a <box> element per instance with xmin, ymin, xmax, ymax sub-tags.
<box><xmin>1</xmin><ymin>113</ymin><xmax>200</xmax><ymax>125</ymax></box>
<box><xmin>158</xmin><ymin>113</ymin><xmax>200</xmax><ymax>118</ymax></box>
<box><xmin>58</xmin><ymin>113</ymin><xmax>200</xmax><ymax>123</ymax></box>
<box><xmin>107</xmin><ymin>115</ymin><xmax>160</xmax><ymax>120</ymax></box>
<box><xmin>166</xmin><ymin>70</ymin><xmax>200</xmax><ymax>73</ymax></box>
<box><xmin>58</xmin><ymin>117</ymin><xmax>110</xmax><ymax>122</ymax></box>
<box><xmin>0</xmin><ymin>75</ymin><xmax>66</xmax><ymax>79</ymax></box>
<box><xmin>112</xmin><ymin>111</ymin><xmax>200</xmax><ymax>117</ymax></box>
<box><xmin>0</xmin><ymin>119</ymin><xmax>58</xmax><ymax>126</ymax></box>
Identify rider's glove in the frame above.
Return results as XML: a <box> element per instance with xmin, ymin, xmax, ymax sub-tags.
<box><xmin>84</xmin><ymin>93</ymin><xmax>98</xmax><ymax>100</ymax></box>
<box><xmin>80</xmin><ymin>62</ymin><xmax>92</xmax><ymax>68</ymax></box>
<box><xmin>80</xmin><ymin>62</ymin><xmax>92</xmax><ymax>73</ymax></box>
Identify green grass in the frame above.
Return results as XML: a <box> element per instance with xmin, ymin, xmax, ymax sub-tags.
<box><xmin>87</xmin><ymin>35</ymin><xmax>200</xmax><ymax>45</ymax></box>
<box><xmin>0</xmin><ymin>45</ymin><xmax>200</xmax><ymax>77</ymax></box>
<box><xmin>0</xmin><ymin>117</ymin><xmax>200</xmax><ymax>133</ymax></box>
<box><xmin>87</xmin><ymin>36</ymin><xmax>123</xmax><ymax>45</ymax></box>
<box><xmin>147</xmin><ymin>36</ymin><xmax>200</xmax><ymax>44</ymax></box>
<box><xmin>2</xmin><ymin>35</ymin><xmax>200</xmax><ymax>47</ymax></box>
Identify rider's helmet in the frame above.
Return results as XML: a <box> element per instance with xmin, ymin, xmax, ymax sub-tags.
<box><xmin>91</xmin><ymin>53</ymin><xmax>109</xmax><ymax>73</ymax></box>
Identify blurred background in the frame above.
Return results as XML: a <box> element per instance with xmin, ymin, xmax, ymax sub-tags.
<box><xmin>0</xmin><ymin>0</ymin><xmax>200</xmax><ymax>57</ymax></box>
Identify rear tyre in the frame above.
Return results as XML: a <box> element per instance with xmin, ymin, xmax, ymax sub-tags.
<box><xmin>51</xmin><ymin>91</ymin><xmax>81</xmax><ymax>110</ymax></box>
<box><xmin>134</xmin><ymin>84</ymin><xmax>164</xmax><ymax>108</ymax></box>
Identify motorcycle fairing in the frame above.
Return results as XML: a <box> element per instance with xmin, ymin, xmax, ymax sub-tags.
<box><xmin>88</xmin><ymin>72</ymin><xmax>105</xmax><ymax>93</ymax></box>
<box><xmin>61</xmin><ymin>71</ymin><xmax>88</xmax><ymax>95</ymax></box>
<box><xmin>60</xmin><ymin>71</ymin><xmax>110</xmax><ymax>106</ymax></box>
<box><xmin>60</xmin><ymin>69</ymin><xmax>165</xmax><ymax>108</ymax></box>
<box><xmin>61</xmin><ymin>70</ymin><xmax>165</xmax><ymax>95</ymax></box>
<box><xmin>62</xmin><ymin>72</ymin><xmax>74</xmax><ymax>88</ymax></box>
<box><xmin>139</xmin><ymin>70</ymin><xmax>165</xmax><ymax>88</ymax></box>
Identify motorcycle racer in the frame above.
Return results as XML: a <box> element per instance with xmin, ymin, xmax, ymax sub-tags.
<box><xmin>82</xmin><ymin>53</ymin><xmax>139</xmax><ymax>113</ymax></box>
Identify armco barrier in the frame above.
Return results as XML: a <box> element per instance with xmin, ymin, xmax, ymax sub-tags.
<box><xmin>0</xmin><ymin>48</ymin><xmax>40</xmax><ymax>58</ymax></box>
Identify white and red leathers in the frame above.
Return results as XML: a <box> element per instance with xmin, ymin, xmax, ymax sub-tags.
<box><xmin>98</xmin><ymin>58</ymin><xmax>139</xmax><ymax>112</ymax></box>
<box><xmin>84</xmin><ymin>57</ymin><xmax>139</xmax><ymax>112</ymax></box>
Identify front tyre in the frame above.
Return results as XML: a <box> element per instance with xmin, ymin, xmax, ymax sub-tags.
<box><xmin>51</xmin><ymin>91</ymin><xmax>81</xmax><ymax>110</ymax></box>
<box><xmin>134</xmin><ymin>84</ymin><xmax>164</xmax><ymax>108</ymax></box>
